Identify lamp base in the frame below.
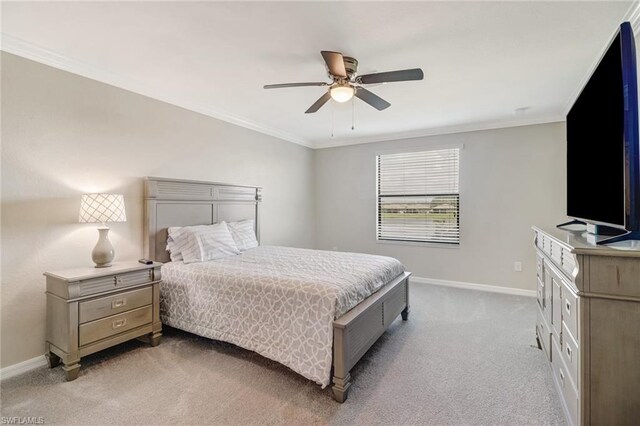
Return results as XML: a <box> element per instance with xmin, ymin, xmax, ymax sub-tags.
<box><xmin>92</xmin><ymin>227</ymin><xmax>115</xmax><ymax>268</ymax></box>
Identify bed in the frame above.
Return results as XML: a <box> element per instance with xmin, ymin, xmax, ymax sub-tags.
<box><xmin>144</xmin><ymin>177</ymin><xmax>411</xmax><ymax>402</ymax></box>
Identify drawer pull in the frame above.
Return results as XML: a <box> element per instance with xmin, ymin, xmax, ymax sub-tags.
<box><xmin>112</xmin><ymin>318</ymin><xmax>127</xmax><ymax>329</ymax></box>
<box><xmin>114</xmin><ymin>276</ymin><xmax>123</xmax><ymax>286</ymax></box>
<box><xmin>566</xmin><ymin>345</ymin><xmax>572</xmax><ymax>360</ymax></box>
<box><xmin>559</xmin><ymin>368</ymin><xmax>565</xmax><ymax>385</ymax></box>
<box><xmin>111</xmin><ymin>298</ymin><xmax>127</xmax><ymax>309</ymax></box>
<box><xmin>565</xmin><ymin>300</ymin><xmax>571</xmax><ymax>315</ymax></box>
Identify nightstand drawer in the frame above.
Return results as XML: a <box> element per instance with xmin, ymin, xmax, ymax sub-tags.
<box><xmin>79</xmin><ymin>287</ymin><xmax>152</xmax><ymax>324</ymax></box>
<box><xmin>79</xmin><ymin>269</ymin><xmax>154</xmax><ymax>296</ymax></box>
<box><xmin>79</xmin><ymin>305</ymin><xmax>152</xmax><ymax>346</ymax></box>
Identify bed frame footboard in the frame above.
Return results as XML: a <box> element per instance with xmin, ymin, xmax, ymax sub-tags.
<box><xmin>331</xmin><ymin>271</ymin><xmax>411</xmax><ymax>402</ymax></box>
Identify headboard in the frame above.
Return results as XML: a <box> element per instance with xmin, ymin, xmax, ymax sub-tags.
<box><xmin>144</xmin><ymin>177</ymin><xmax>262</xmax><ymax>262</ymax></box>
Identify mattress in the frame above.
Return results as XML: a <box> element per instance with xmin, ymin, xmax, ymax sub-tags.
<box><xmin>160</xmin><ymin>245</ymin><xmax>405</xmax><ymax>387</ymax></box>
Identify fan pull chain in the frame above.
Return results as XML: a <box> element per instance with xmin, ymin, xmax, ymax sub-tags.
<box><xmin>352</xmin><ymin>97</ymin><xmax>355</xmax><ymax>131</ymax></box>
<box><xmin>331</xmin><ymin>102</ymin><xmax>335</xmax><ymax>138</ymax></box>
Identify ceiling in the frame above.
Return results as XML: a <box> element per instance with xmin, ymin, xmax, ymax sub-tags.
<box><xmin>1</xmin><ymin>1</ymin><xmax>635</xmax><ymax>148</ymax></box>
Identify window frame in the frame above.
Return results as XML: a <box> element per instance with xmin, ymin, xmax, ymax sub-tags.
<box><xmin>375</xmin><ymin>146</ymin><xmax>462</xmax><ymax>246</ymax></box>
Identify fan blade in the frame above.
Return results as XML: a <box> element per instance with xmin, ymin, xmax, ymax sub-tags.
<box><xmin>358</xmin><ymin>68</ymin><xmax>424</xmax><ymax>85</ymax></box>
<box><xmin>321</xmin><ymin>51</ymin><xmax>347</xmax><ymax>78</ymax></box>
<box><xmin>264</xmin><ymin>82</ymin><xmax>328</xmax><ymax>89</ymax></box>
<box><xmin>305</xmin><ymin>92</ymin><xmax>331</xmax><ymax>114</ymax></box>
<box><xmin>355</xmin><ymin>87</ymin><xmax>391</xmax><ymax>111</ymax></box>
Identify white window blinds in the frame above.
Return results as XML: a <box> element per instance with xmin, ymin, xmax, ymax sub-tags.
<box><xmin>376</xmin><ymin>148</ymin><xmax>460</xmax><ymax>245</ymax></box>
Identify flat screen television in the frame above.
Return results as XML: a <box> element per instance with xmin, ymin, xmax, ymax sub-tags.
<box><xmin>565</xmin><ymin>21</ymin><xmax>640</xmax><ymax>244</ymax></box>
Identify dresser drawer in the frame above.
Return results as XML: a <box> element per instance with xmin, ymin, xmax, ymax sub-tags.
<box><xmin>552</xmin><ymin>340</ymin><xmax>579</xmax><ymax>426</ymax></box>
<box><xmin>536</xmin><ymin>232</ymin><xmax>544</xmax><ymax>251</ymax></box>
<box><xmin>542</xmin><ymin>234</ymin><xmax>552</xmax><ymax>256</ymax></box>
<box><xmin>551</xmin><ymin>241</ymin><xmax>563</xmax><ymax>268</ymax></box>
<box><xmin>536</xmin><ymin>276</ymin><xmax>545</xmax><ymax>312</ymax></box>
<box><xmin>79</xmin><ymin>305</ymin><xmax>152</xmax><ymax>346</ymax></box>
<box><xmin>79</xmin><ymin>287</ymin><xmax>152</xmax><ymax>324</ymax></box>
<box><xmin>537</xmin><ymin>306</ymin><xmax>551</xmax><ymax>361</ymax></box>
<box><xmin>562</xmin><ymin>283</ymin><xmax>579</xmax><ymax>343</ymax></box>
<box><xmin>536</xmin><ymin>253</ymin><xmax>544</xmax><ymax>280</ymax></box>
<box><xmin>79</xmin><ymin>269</ymin><xmax>155</xmax><ymax>296</ymax></box>
<box><xmin>551</xmin><ymin>271</ymin><xmax>562</xmax><ymax>337</ymax></box>
<box><xmin>543</xmin><ymin>263</ymin><xmax>553</xmax><ymax>325</ymax></box>
<box><xmin>561</xmin><ymin>322</ymin><xmax>579</xmax><ymax>388</ymax></box>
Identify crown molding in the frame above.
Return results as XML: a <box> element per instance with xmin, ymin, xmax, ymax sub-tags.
<box><xmin>2</xmin><ymin>15</ymin><xmax>622</xmax><ymax>151</ymax></box>
<box><xmin>312</xmin><ymin>115</ymin><xmax>566</xmax><ymax>149</ymax></box>
<box><xmin>629</xmin><ymin>0</ymin><xmax>640</xmax><ymax>32</ymax></box>
<box><xmin>562</xmin><ymin>0</ymin><xmax>640</xmax><ymax>115</ymax></box>
<box><xmin>0</xmin><ymin>33</ymin><xmax>314</xmax><ymax>148</ymax></box>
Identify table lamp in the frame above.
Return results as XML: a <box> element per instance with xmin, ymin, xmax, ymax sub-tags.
<box><xmin>79</xmin><ymin>193</ymin><xmax>127</xmax><ymax>268</ymax></box>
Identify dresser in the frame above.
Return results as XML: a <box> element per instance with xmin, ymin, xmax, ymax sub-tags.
<box><xmin>44</xmin><ymin>261</ymin><xmax>162</xmax><ymax>380</ymax></box>
<box><xmin>533</xmin><ymin>227</ymin><xmax>640</xmax><ymax>425</ymax></box>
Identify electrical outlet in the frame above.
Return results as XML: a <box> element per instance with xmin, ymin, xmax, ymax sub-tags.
<box><xmin>514</xmin><ymin>261</ymin><xmax>523</xmax><ymax>272</ymax></box>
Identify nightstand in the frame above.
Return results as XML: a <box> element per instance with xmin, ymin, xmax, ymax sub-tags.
<box><xmin>44</xmin><ymin>261</ymin><xmax>162</xmax><ymax>380</ymax></box>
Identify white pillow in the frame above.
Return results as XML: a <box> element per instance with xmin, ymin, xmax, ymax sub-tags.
<box><xmin>166</xmin><ymin>225</ymin><xmax>212</xmax><ymax>261</ymax></box>
<box><xmin>181</xmin><ymin>222</ymin><xmax>241</xmax><ymax>264</ymax></box>
<box><xmin>227</xmin><ymin>219</ymin><xmax>259</xmax><ymax>251</ymax></box>
<box><xmin>166</xmin><ymin>226</ymin><xmax>185</xmax><ymax>261</ymax></box>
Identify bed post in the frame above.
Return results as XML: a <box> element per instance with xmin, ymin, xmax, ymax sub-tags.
<box><xmin>332</xmin><ymin>327</ymin><xmax>351</xmax><ymax>403</ymax></box>
<box><xmin>401</xmin><ymin>276</ymin><xmax>410</xmax><ymax>320</ymax></box>
<box><xmin>330</xmin><ymin>272</ymin><xmax>411</xmax><ymax>403</ymax></box>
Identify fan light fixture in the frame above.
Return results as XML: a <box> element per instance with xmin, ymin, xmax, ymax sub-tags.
<box><xmin>330</xmin><ymin>85</ymin><xmax>354</xmax><ymax>103</ymax></box>
<box><xmin>263</xmin><ymin>50</ymin><xmax>424</xmax><ymax>113</ymax></box>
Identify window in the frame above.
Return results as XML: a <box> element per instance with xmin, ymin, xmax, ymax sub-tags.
<box><xmin>376</xmin><ymin>148</ymin><xmax>460</xmax><ymax>245</ymax></box>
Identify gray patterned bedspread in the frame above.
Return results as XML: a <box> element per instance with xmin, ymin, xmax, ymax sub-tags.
<box><xmin>160</xmin><ymin>245</ymin><xmax>405</xmax><ymax>387</ymax></box>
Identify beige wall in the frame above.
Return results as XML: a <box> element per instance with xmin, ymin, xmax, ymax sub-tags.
<box><xmin>0</xmin><ymin>53</ymin><xmax>316</xmax><ymax>368</ymax></box>
<box><xmin>0</xmin><ymin>52</ymin><xmax>568</xmax><ymax>369</ymax></box>
<box><xmin>315</xmin><ymin>122</ymin><xmax>567</xmax><ymax>291</ymax></box>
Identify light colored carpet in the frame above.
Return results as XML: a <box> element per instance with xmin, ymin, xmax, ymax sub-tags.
<box><xmin>1</xmin><ymin>284</ymin><xmax>565</xmax><ymax>425</ymax></box>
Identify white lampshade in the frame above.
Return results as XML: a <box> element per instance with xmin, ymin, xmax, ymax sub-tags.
<box><xmin>330</xmin><ymin>85</ymin><xmax>354</xmax><ymax>103</ymax></box>
<box><xmin>79</xmin><ymin>194</ymin><xmax>127</xmax><ymax>224</ymax></box>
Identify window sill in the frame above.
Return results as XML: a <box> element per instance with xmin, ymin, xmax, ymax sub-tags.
<box><xmin>376</xmin><ymin>239</ymin><xmax>460</xmax><ymax>249</ymax></box>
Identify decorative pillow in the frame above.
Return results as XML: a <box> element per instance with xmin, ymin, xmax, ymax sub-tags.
<box><xmin>227</xmin><ymin>219</ymin><xmax>259</xmax><ymax>251</ymax></box>
<box><xmin>181</xmin><ymin>222</ymin><xmax>241</xmax><ymax>264</ymax></box>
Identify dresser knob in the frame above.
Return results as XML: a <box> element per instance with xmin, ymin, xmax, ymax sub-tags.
<box><xmin>112</xmin><ymin>318</ymin><xmax>127</xmax><ymax>329</ymax></box>
<box><xmin>112</xmin><ymin>298</ymin><xmax>127</xmax><ymax>309</ymax></box>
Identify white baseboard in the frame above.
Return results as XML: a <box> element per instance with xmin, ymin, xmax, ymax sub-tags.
<box><xmin>0</xmin><ymin>277</ymin><xmax>532</xmax><ymax>379</ymax></box>
<box><xmin>411</xmin><ymin>276</ymin><xmax>536</xmax><ymax>298</ymax></box>
<box><xmin>0</xmin><ymin>355</ymin><xmax>47</xmax><ymax>381</ymax></box>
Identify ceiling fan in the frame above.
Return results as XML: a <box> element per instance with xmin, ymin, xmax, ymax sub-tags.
<box><xmin>264</xmin><ymin>51</ymin><xmax>424</xmax><ymax>114</ymax></box>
